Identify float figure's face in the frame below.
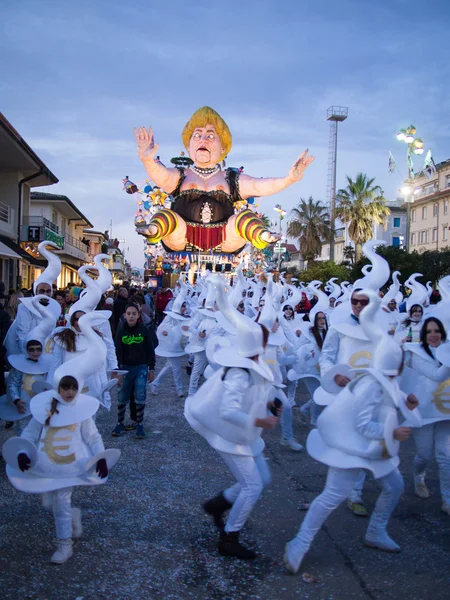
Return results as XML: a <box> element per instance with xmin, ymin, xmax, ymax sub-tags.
<box><xmin>189</xmin><ymin>124</ymin><xmax>224</xmax><ymax>167</ymax></box>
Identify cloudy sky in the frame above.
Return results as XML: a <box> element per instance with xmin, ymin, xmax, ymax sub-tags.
<box><xmin>2</xmin><ymin>0</ymin><xmax>450</xmax><ymax>267</ymax></box>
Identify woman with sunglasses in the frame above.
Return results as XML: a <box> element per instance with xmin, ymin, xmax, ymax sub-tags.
<box><xmin>394</xmin><ymin>304</ymin><xmax>424</xmax><ymax>344</ymax></box>
<box><xmin>401</xmin><ymin>317</ymin><xmax>450</xmax><ymax>512</ymax></box>
<box><xmin>319</xmin><ymin>289</ymin><xmax>374</xmax><ymax>517</ymax></box>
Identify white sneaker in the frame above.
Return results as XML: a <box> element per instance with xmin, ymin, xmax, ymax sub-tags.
<box><xmin>280</xmin><ymin>438</ymin><xmax>304</xmax><ymax>452</ymax></box>
<box><xmin>72</xmin><ymin>508</ymin><xmax>83</xmax><ymax>538</ymax></box>
<box><xmin>283</xmin><ymin>540</ymin><xmax>305</xmax><ymax>574</ymax></box>
<box><xmin>50</xmin><ymin>539</ymin><xmax>73</xmax><ymax>564</ymax></box>
<box><xmin>364</xmin><ymin>532</ymin><xmax>400</xmax><ymax>553</ymax></box>
<box><xmin>414</xmin><ymin>480</ymin><xmax>430</xmax><ymax>499</ymax></box>
<box><xmin>149</xmin><ymin>384</ymin><xmax>158</xmax><ymax>396</ymax></box>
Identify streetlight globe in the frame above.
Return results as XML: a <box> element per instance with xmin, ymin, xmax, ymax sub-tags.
<box><xmin>396</xmin><ymin>131</ymin><xmax>406</xmax><ymax>141</ymax></box>
<box><xmin>405</xmin><ymin>133</ymin><xmax>415</xmax><ymax>143</ymax></box>
<box><xmin>401</xmin><ymin>184</ymin><xmax>413</xmax><ymax>196</ymax></box>
<box><xmin>409</xmin><ymin>125</ymin><xmax>417</xmax><ymax>135</ymax></box>
<box><xmin>413</xmin><ymin>147</ymin><xmax>424</xmax><ymax>155</ymax></box>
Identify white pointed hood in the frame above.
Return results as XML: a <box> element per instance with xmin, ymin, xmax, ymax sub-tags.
<box><xmin>405</xmin><ymin>273</ymin><xmax>428</xmax><ymax>311</ymax></box>
<box><xmin>352</xmin><ymin>240</ymin><xmax>390</xmax><ymax>292</ymax></box>
<box><xmin>359</xmin><ymin>290</ymin><xmax>403</xmax><ymax>378</ymax></box>
<box><xmin>33</xmin><ymin>241</ymin><xmax>62</xmax><ymax>294</ymax></box>
<box><xmin>93</xmin><ymin>253</ymin><xmax>113</xmax><ymax>294</ymax></box>
<box><xmin>68</xmin><ymin>265</ymin><xmax>102</xmax><ymax>318</ymax></box>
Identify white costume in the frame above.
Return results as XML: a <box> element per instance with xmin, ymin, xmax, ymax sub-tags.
<box><xmin>151</xmin><ymin>279</ymin><xmax>190</xmax><ymax>397</ymax></box>
<box><xmin>185</xmin><ymin>277</ymin><xmax>279</xmax><ymax>559</ymax></box>
<box><xmin>284</xmin><ymin>291</ymin><xmax>420</xmax><ymax>574</ymax></box>
<box><xmin>2</xmin><ymin>311</ymin><xmax>120</xmax><ymax>564</ymax></box>
<box><xmin>402</xmin><ymin>342</ymin><xmax>450</xmax><ymax>509</ymax></box>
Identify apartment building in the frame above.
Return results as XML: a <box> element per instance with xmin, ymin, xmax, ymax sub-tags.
<box><xmin>408</xmin><ymin>159</ymin><xmax>450</xmax><ymax>252</ymax></box>
<box><xmin>0</xmin><ymin>113</ymin><xmax>58</xmax><ymax>289</ymax></box>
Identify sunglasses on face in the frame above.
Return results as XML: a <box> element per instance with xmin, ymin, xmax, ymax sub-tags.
<box><xmin>351</xmin><ymin>298</ymin><xmax>369</xmax><ymax>307</ymax></box>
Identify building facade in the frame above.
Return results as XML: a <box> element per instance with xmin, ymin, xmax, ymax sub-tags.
<box><xmin>20</xmin><ymin>192</ymin><xmax>94</xmax><ymax>288</ymax></box>
<box><xmin>0</xmin><ymin>113</ymin><xmax>58</xmax><ymax>290</ymax></box>
<box><xmin>374</xmin><ymin>199</ymin><xmax>407</xmax><ymax>248</ymax></box>
<box><xmin>408</xmin><ymin>159</ymin><xmax>450</xmax><ymax>252</ymax></box>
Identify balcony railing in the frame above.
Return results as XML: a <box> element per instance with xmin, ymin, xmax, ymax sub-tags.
<box><xmin>22</xmin><ymin>215</ymin><xmax>59</xmax><ymax>233</ymax></box>
<box><xmin>64</xmin><ymin>233</ymin><xmax>91</xmax><ymax>254</ymax></box>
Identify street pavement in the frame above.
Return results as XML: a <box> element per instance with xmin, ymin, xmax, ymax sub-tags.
<box><xmin>1</xmin><ymin>359</ymin><xmax>449</xmax><ymax>600</ymax></box>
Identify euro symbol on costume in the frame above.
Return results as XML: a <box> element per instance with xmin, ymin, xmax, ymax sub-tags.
<box><xmin>348</xmin><ymin>351</ymin><xmax>371</xmax><ymax>370</ymax></box>
<box><xmin>41</xmin><ymin>424</ymin><xmax>76</xmax><ymax>464</ymax></box>
<box><xmin>432</xmin><ymin>379</ymin><xmax>450</xmax><ymax>415</ymax></box>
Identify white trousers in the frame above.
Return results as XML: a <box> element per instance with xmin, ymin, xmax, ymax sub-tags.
<box><xmin>289</xmin><ymin>467</ymin><xmax>403</xmax><ymax>555</ymax></box>
<box><xmin>42</xmin><ymin>487</ymin><xmax>74</xmax><ymax>539</ymax></box>
<box><xmin>413</xmin><ymin>421</ymin><xmax>450</xmax><ymax>504</ymax></box>
<box><xmin>219</xmin><ymin>451</ymin><xmax>271</xmax><ymax>533</ymax></box>
<box><xmin>188</xmin><ymin>351</ymin><xmax>207</xmax><ymax>396</ymax></box>
<box><xmin>153</xmin><ymin>357</ymin><xmax>183</xmax><ymax>394</ymax></box>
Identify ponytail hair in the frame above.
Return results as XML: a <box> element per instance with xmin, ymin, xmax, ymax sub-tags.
<box><xmin>45</xmin><ymin>397</ymin><xmax>60</xmax><ymax>426</ymax></box>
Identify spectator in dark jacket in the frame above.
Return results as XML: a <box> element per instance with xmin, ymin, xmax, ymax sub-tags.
<box><xmin>112</xmin><ymin>303</ymin><xmax>155</xmax><ymax>439</ymax></box>
<box><xmin>112</xmin><ymin>287</ymin><xmax>129</xmax><ymax>334</ymax></box>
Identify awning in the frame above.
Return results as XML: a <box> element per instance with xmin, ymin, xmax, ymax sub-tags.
<box><xmin>0</xmin><ymin>240</ymin><xmax>21</xmax><ymax>259</ymax></box>
<box><xmin>0</xmin><ymin>234</ymin><xmax>45</xmax><ymax>267</ymax></box>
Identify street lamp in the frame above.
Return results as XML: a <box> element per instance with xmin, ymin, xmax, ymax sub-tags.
<box><xmin>396</xmin><ymin>125</ymin><xmax>425</xmax><ymax>251</ymax></box>
<box><xmin>273</xmin><ymin>204</ymin><xmax>286</xmax><ymax>270</ymax></box>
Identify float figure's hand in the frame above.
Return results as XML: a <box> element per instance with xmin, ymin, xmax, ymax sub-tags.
<box><xmin>134</xmin><ymin>126</ymin><xmax>160</xmax><ymax>162</ymax></box>
<box><xmin>288</xmin><ymin>149</ymin><xmax>315</xmax><ymax>183</ymax></box>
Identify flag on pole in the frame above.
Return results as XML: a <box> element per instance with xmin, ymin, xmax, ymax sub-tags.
<box><xmin>421</xmin><ymin>149</ymin><xmax>437</xmax><ymax>179</ymax></box>
<box><xmin>388</xmin><ymin>151</ymin><xmax>396</xmax><ymax>174</ymax></box>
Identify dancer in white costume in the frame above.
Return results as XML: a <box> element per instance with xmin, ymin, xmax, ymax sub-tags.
<box><xmin>401</xmin><ymin>317</ymin><xmax>450</xmax><ymax>511</ymax></box>
<box><xmin>284</xmin><ymin>291</ymin><xmax>421</xmax><ymax>574</ymax></box>
<box><xmin>185</xmin><ymin>278</ymin><xmax>282</xmax><ymax>559</ymax></box>
<box><xmin>257</xmin><ymin>276</ymin><xmax>302</xmax><ymax>451</ymax></box>
<box><xmin>4</xmin><ymin>241</ymin><xmax>61</xmax><ymax>356</ymax></box>
<box><xmin>2</xmin><ymin>311</ymin><xmax>120</xmax><ymax>564</ymax></box>
<box><xmin>318</xmin><ymin>240</ymin><xmax>391</xmax><ymax>515</ymax></box>
<box><xmin>1</xmin><ymin>296</ymin><xmax>55</xmax><ymax>434</ymax></box>
<box><xmin>394</xmin><ymin>304</ymin><xmax>424</xmax><ymax>344</ymax></box>
<box><xmin>150</xmin><ymin>278</ymin><xmax>190</xmax><ymax>398</ymax></box>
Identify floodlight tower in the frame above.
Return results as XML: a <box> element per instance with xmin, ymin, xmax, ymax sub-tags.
<box><xmin>327</xmin><ymin>106</ymin><xmax>348</xmax><ymax>262</ymax></box>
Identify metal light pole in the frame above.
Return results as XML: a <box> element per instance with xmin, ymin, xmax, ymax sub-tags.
<box><xmin>327</xmin><ymin>106</ymin><xmax>348</xmax><ymax>261</ymax></box>
<box><xmin>396</xmin><ymin>125</ymin><xmax>424</xmax><ymax>252</ymax></box>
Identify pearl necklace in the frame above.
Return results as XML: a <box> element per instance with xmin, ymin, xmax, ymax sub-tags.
<box><xmin>190</xmin><ymin>164</ymin><xmax>220</xmax><ymax>180</ymax></box>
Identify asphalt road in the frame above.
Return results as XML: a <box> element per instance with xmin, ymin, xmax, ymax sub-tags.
<box><xmin>1</xmin><ymin>359</ymin><xmax>449</xmax><ymax>600</ymax></box>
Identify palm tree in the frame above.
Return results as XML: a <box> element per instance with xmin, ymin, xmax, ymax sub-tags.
<box><xmin>286</xmin><ymin>197</ymin><xmax>333</xmax><ymax>262</ymax></box>
<box><xmin>259</xmin><ymin>213</ymin><xmax>271</xmax><ymax>229</ymax></box>
<box><xmin>343</xmin><ymin>245</ymin><xmax>355</xmax><ymax>263</ymax></box>
<box><xmin>336</xmin><ymin>173</ymin><xmax>389</xmax><ymax>261</ymax></box>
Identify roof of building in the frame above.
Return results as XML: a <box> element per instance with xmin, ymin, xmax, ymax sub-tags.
<box><xmin>0</xmin><ymin>113</ymin><xmax>59</xmax><ymax>186</ymax></box>
<box><xmin>280</xmin><ymin>243</ymin><xmax>299</xmax><ymax>254</ymax></box>
<box><xmin>31</xmin><ymin>192</ymin><xmax>94</xmax><ymax>228</ymax></box>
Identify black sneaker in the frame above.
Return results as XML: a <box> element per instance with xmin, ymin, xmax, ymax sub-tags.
<box><xmin>4</xmin><ymin>421</ymin><xmax>14</xmax><ymax>430</ymax></box>
<box><xmin>112</xmin><ymin>423</ymin><xmax>125</xmax><ymax>436</ymax></box>
<box><xmin>135</xmin><ymin>424</ymin><xmax>146</xmax><ymax>439</ymax></box>
<box><xmin>124</xmin><ymin>421</ymin><xmax>137</xmax><ymax>431</ymax></box>
<box><xmin>186</xmin><ymin>363</ymin><xmax>193</xmax><ymax>376</ymax></box>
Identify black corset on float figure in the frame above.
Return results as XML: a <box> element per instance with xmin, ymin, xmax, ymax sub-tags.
<box><xmin>166</xmin><ymin>167</ymin><xmax>242</xmax><ymax>252</ymax></box>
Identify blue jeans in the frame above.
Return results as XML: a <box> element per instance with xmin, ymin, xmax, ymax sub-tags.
<box><xmin>118</xmin><ymin>364</ymin><xmax>148</xmax><ymax>405</ymax></box>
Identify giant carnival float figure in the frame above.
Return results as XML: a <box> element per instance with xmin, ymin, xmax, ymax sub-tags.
<box><xmin>133</xmin><ymin>106</ymin><xmax>314</xmax><ymax>254</ymax></box>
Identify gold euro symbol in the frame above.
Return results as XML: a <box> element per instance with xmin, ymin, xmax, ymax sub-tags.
<box><xmin>41</xmin><ymin>424</ymin><xmax>76</xmax><ymax>464</ymax></box>
<box><xmin>22</xmin><ymin>374</ymin><xmax>36</xmax><ymax>398</ymax></box>
<box><xmin>348</xmin><ymin>351</ymin><xmax>371</xmax><ymax>369</ymax></box>
<box><xmin>432</xmin><ymin>379</ymin><xmax>450</xmax><ymax>415</ymax></box>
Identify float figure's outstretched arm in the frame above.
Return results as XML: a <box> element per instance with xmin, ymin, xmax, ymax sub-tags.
<box><xmin>239</xmin><ymin>149</ymin><xmax>314</xmax><ymax>199</ymax></box>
